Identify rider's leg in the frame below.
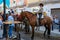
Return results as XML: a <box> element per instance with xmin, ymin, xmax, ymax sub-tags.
<box><xmin>39</xmin><ymin>13</ymin><xmax>42</xmax><ymax>24</ymax></box>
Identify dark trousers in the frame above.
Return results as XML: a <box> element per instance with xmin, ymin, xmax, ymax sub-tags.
<box><xmin>8</xmin><ymin>25</ymin><xmax>14</xmax><ymax>37</ymax></box>
<box><xmin>38</xmin><ymin>13</ymin><xmax>42</xmax><ymax>25</ymax></box>
<box><xmin>39</xmin><ymin>13</ymin><xmax>42</xmax><ymax>20</ymax></box>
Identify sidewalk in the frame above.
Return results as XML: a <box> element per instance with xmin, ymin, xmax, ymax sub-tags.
<box><xmin>22</xmin><ymin>25</ymin><xmax>60</xmax><ymax>37</ymax></box>
<box><xmin>35</xmin><ymin>26</ymin><xmax>60</xmax><ymax>37</ymax></box>
<box><xmin>0</xmin><ymin>30</ymin><xmax>25</xmax><ymax>40</ymax></box>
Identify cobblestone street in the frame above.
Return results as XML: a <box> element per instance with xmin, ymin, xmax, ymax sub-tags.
<box><xmin>0</xmin><ymin>31</ymin><xmax>60</xmax><ymax>40</ymax></box>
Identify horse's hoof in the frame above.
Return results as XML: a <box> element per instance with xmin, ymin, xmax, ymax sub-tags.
<box><xmin>31</xmin><ymin>38</ymin><xmax>33</xmax><ymax>40</ymax></box>
<box><xmin>44</xmin><ymin>35</ymin><xmax>45</xmax><ymax>38</ymax></box>
<box><xmin>31</xmin><ymin>37</ymin><xmax>34</xmax><ymax>40</ymax></box>
<box><xmin>47</xmin><ymin>35</ymin><xmax>50</xmax><ymax>39</ymax></box>
<box><xmin>43</xmin><ymin>33</ymin><xmax>46</xmax><ymax>37</ymax></box>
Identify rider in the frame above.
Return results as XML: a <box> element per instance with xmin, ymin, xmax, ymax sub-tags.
<box><xmin>37</xmin><ymin>3</ymin><xmax>44</xmax><ymax>25</ymax></box>
<box><xmin>38</xmin><ymin>3</ymin><xmax>44</xmax><ymax>19</ymax></box>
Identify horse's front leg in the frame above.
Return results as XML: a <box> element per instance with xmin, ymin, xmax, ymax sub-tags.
<box><xmin>31</xmin><ymin>26</ymin><xmax>34</xmax><ymax>40</ymax></box>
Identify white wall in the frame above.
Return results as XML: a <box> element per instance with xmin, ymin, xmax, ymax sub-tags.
<box><xmin>10</xmin><ymin>0</ymin><xmax>24</xmax><ymax>7</ymax></box>
<box><xmin>28</xmin><ymin>0</ymin><xmax>39</xmax><ymax>4</ymax></box>
<box><xmin>43</xmin><ymin>3</ymin><xmax>60</xmax><ymax>20</ymax></box>
<box><xmin>44</xmin><ymin>3</ymin><xmax>60</xmax><ymax>16</ymax></box>
<box><xmin>23</xmin><ymin>6</ymin><xmax>32</xmax><ymax>12</ymax></box>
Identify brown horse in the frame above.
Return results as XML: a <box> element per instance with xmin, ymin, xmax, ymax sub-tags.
<box><xmin>19</xmin><ymin>11</ymin><xmax>52</xmax><ymax>40</ymax></box>
<box><xmin>16</xmin><ymin>14</ymin><xmax>30</xmax><ymax>33</ymax></box>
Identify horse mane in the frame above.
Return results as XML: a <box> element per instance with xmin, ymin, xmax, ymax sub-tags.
<box><xmin>24</xmin><ymin>11</ymin><xmax>36</xmax><ymax>16</ymax></box>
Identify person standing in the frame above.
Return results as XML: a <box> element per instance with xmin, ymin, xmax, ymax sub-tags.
<box><xmin>53</xmin><ymin>15</ymin><xmax>59</xmax><ymax>24</ymax></box>
<box><xmin>0</xmin><ymin>14</ymin><xmax>3</xmax><ymax>29</ymax></box>
<box><xmin>8</xmin><ymin>12</ymin><xmax>15</xmax><ymax>38</ymax></box>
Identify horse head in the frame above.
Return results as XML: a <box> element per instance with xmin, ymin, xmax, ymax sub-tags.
<box><xmin>15</xmin><ymin>13</ymin><xmax>23</xmax><ymax>21</ymax></box>
<box><xmin>20</xmin><ymin>11</ymin><xmax>25</xmax><ymax>19</ymax></box>
<box><xmin>16</xmin><ymin>11</ymin><xmax>26</xmax><ymax>21</ymax></box>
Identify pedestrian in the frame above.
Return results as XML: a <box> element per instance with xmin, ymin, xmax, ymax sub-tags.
<box><xmin>0</xmin><ymin>15</ymin><xmax>3</xmax><ymax>29</ymax></box>
<box><xmin>53</xmin><ymin>15</ymin><xmax>59</xmax><ymax>24</ymax></box>
<box><xmin>8</xmin><ymin>12</ymin><xmax>15</xmax><ymax>38</ymax></box>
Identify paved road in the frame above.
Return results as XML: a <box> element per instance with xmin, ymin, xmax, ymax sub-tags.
<box><xmin>20</xmin><ymin>31</ymin><xmax>60</xmax><ymax>40</ymax></box>
<box><xmin>0</xmin><ymin>26</ymin><xmax>60</xmax><ymax>40</ymax></box>
<box><xmin>0</xmin><ymin>31</ymin><xmax>60</xmax><ymax>40</ymax></box>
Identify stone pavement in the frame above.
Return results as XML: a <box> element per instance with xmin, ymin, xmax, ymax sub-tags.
<box><xmin>35</xmin><ymin>26</ymin><xmax>60</xmax><ymax>37</ymax></box>
<box><xmin>20</xmin><ymin>31</ymin><xmax>60</xmax><ymax>40</ymax></box>
<box><xmin>0</xmin><ymin>26</ymin><xmax>60</xmax><ymax>40</ymax></box>
<box><xmin>0</xmin><ymin>29</ymin><xmax>24</xmax><ymax>40</ymax></box>
<box><xmin>0</xmin><ymin>31</ymin><xmax>60</xmax><ymax>40</ymax></box>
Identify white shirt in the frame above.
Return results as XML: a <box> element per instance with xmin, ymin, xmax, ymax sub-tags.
<box><xmin>8</xmin><ymin>15</ymin><xmax>15</xmax><ymax>26</ymax></box>
<box><xmin>54</xmin><ymin>19</ymin><xmax>59</xmax><ymax>23</ymax></box>
<box><xmin>0</xmin><ymin>20</ymin><xmax>3</xmax><ymax>26</ymax></box>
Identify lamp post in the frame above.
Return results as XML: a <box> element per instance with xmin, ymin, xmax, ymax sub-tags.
<box><xmin>3</xmin><ymin>0</ymin><xmax>6</xmax><ymax>21</ymax></box>
<box><xmin>3</xmin><ymin>0</ymin><xmax>7</xmax><ymax>39</ymax></box>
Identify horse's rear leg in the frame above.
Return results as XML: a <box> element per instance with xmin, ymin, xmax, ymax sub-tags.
<box><xmin>47</xmin><ymin>25</ymin><xmax>51</xmax><ymax>38</ymax></box>
<box><xmin>27</xmin><ymin>27</ymin><xmax>30</xmax><ymax>32</ymax></box>
<box><xmin>44</xmin><ymin>26</ymin><xmax>47</xmax><ymax>37</ymax></box>
<box><xmin>31</xmin><ymin>26</ymin><xmax>34</xmax><ymax>40</ymax></box>
<box><xmin>47</xmin><ymin>28</ymin><xmax>50</xmax><ymax>37</ymax></box>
